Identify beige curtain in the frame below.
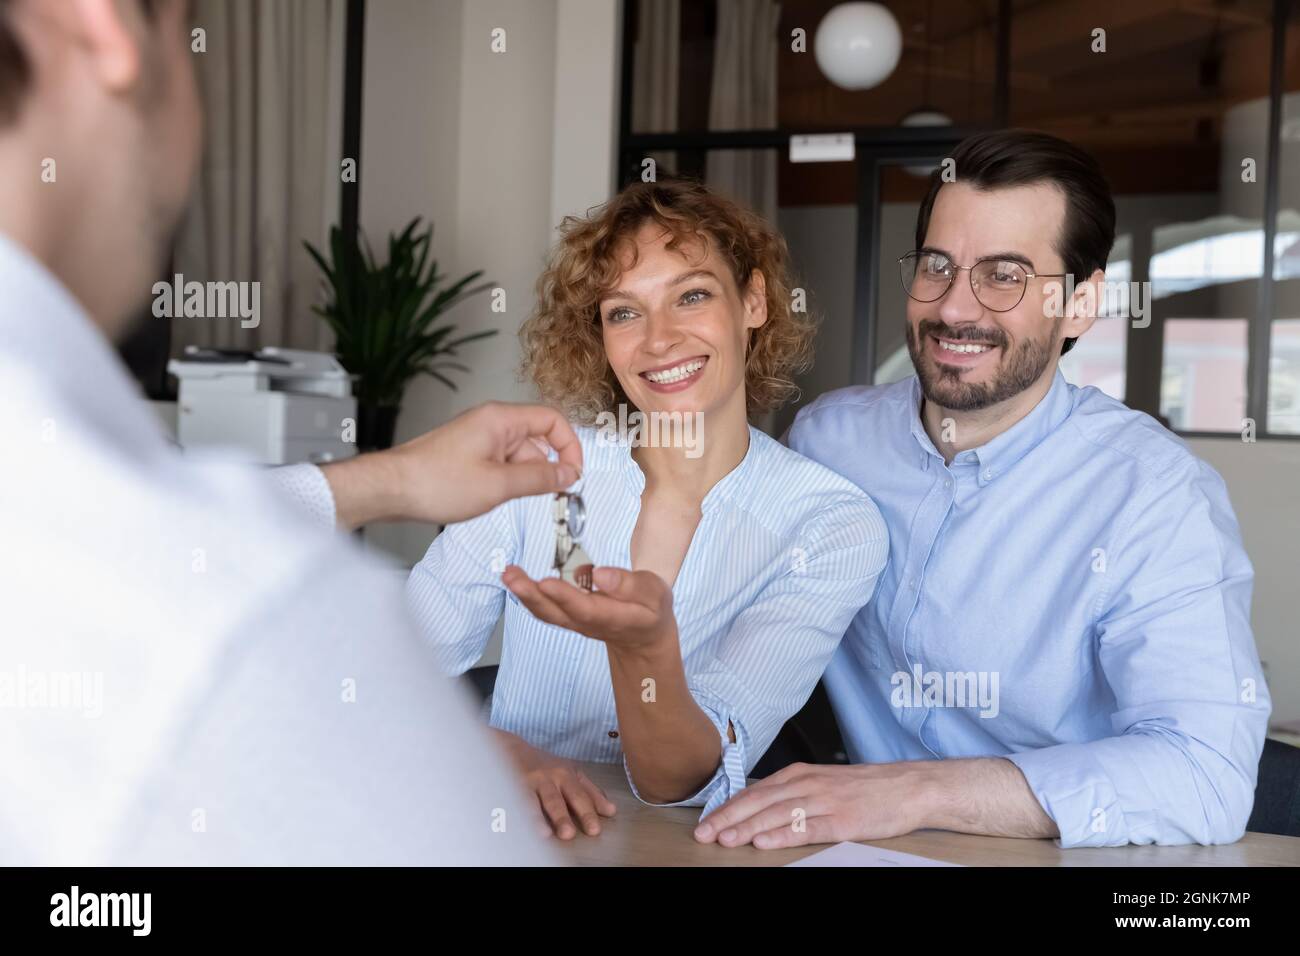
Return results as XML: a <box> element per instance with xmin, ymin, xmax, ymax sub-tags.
<box><xmin>631</xmin><ymin>0</ymin><xmax>680</xmax><ymax>176</ymax></box>
<box><xmin>706</xmin><ymin>0</ymin><xmax>781</xmax><ymax>434</ymax></box>
<box><xmin>706</xmin><ymin>0</ymin><xmax>780</xmax><ymax>222</ymax></box>
<box><xmin>172</xmin><ymin>0</ymin><xmax>345</xmax><ymax>354</ymax></box>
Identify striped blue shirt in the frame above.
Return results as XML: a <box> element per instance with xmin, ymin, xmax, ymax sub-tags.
<box><xmin>406</xmin><ymin>424</ymin><xmax>888</xmax><ymax>815</ymax></box>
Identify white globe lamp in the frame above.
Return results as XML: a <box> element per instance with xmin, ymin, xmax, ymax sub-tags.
<box><xmin>814</xmin><ymin>2</ymin><xmax>904</xmax><ymax>92</ymax></box>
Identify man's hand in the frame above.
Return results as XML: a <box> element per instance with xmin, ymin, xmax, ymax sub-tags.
<box><xmin>693</xmin><ymin>757</ymin><xmax>1058</xmax><ymax>849</ymax></box>
<box><xmin>322</xmin><ymin>401</ymin><xmax>583</xmax><ymax>529</ymax></box>
<box><xmin>692</xmin><ymin>761</ymin><xmax>933</xmax><ymax>849</ymax></box>
<box><xmin>500</xmin><ymin>566</ymin><xmax>676</xmax><ymax>653</ymax></box>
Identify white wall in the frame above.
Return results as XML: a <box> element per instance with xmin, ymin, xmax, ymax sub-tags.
<box><xmin>358</xmin><ymin>0</ymin><xmax>621</xmax><ymax>566</ymax></box>
<box><xmin>1188</xmin><ymin>438</ymin><xmax>1300</xmax><ymax>723</ymax></box>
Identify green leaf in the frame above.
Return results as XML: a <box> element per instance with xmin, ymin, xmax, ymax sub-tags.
<box><xmin>306</xmin><ymin>216</ymin><xmax>493</xmax><ymax>401</ymax></box>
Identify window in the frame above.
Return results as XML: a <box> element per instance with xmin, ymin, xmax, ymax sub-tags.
<box><xmin>618</xmin><ymin>0</ymin><xmax>1300</xmax><ymax>439</ymax></box>
<box><xmin>1160</xmin><ymin>319</ymin><xmax>1249</xmax><ymax>432</ymax></box>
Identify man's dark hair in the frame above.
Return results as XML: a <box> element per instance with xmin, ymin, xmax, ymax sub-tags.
<box><xmin>0</xmin><ymin>0</ymin><xmax>30</xmax><ymax>126</ymax></box>
<box><xmin>914</xmin><ymin>129</ymin><xmax>1117</xmax><ymax>355</ymax></box>
<box><xmin>0</xmin><ymin>0</ymin><xmax>159</xmax><ymax>127</ymax></box>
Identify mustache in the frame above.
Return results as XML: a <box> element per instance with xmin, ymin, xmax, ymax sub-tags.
<box><xmin>917</xmin><ymin>319</ymin><xmax>1007</xmax><ymax>349</ymax></box>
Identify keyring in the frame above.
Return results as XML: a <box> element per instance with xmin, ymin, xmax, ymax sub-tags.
<box><xmin>552</xmin><ymin>488</ymin><xmax>594</xmax><ymax>589</ymax></box>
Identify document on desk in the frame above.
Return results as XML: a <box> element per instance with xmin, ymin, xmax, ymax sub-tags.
<box><xmin>787</xmin><ymin>842</ymin><xmax>963</xmax><ymax>867</ymax></box>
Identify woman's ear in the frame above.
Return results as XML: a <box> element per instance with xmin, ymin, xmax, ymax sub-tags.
<box><xmin>743</xmin><ymin>270</ymin><xmax>768</xmax><ymax>331</ymax></box>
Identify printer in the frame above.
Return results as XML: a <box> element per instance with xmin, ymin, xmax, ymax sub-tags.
<box><xmin>168</xmin><ymin>347</ymin><xmax>358</xmax><ymax>465</ymax></box>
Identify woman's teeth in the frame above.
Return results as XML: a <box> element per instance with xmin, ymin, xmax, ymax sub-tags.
<box><xmin>643</xmin><ymin>359</ymin><xmax>705</xmax><ymax>383</ymax></box>
<box><xmin>939</xmin><ymin>340</ymin><xmax>992</xmax><ymax>354</ymax></box>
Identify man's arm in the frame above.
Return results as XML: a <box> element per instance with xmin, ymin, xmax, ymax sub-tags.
<box><xmin>915</xmin><ymin>757</ymin><xmax>1058</xmax><ymax>838</ymax></box>
<box><xmin>692</xmin><ymin>755</ymin><xmax>1056</xmax><ymax>849</ymax></box>
<box><xmin>1003</xmin><ymin>459</ymin><xmax>1268</xmax><ymax>847</ymax></box>
<box><xmin>294</xmin><ymin>402</ymin><xmax>583</xmax><ymax>530</ymax></box>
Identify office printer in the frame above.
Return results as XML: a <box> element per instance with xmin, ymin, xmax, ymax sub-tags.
<box><xmin>168</xmin><ymin>347</ymin><xmax>358</xmax><ymax>465</ymax></box>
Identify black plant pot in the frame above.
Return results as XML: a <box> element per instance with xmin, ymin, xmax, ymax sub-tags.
<box><xmin>356</xmin><ymin>403</ymin><xmax>400</xmax><ymax>452</ymax></box>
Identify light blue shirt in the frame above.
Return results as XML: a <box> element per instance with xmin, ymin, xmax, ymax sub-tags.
<box><xmin>406</xmin><ymin>424</ymin><xmax>888</xmax><ymax>815</ymax></box>
<box><xmin>787</xmin><ymin>370</ymin><xmax>1270</xmax><ymax>847</ymax></box>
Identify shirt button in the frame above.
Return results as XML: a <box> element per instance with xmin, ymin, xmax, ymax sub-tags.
<box><xmin>983</xmin><ymin>469</ymin><xmax>993</xmax><ymax>480</ymax></box>
<box><xmin>608</xmin><ymin>730</ymin><xmax>619</xmax><ymax>739</ymax></box>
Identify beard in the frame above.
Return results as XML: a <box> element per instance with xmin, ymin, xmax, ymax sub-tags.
<box><xmin>905</xmin><ymin>316</ymin><xmax>1060</xmax><ymax>413</ymax></box>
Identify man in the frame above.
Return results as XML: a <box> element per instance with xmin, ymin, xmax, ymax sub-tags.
<box><xmin>694</xmin><ymin>129</ymin><xmax>1271</xmax><ymax>849</ymax></box>
<box><xmin>0</xmin><ymin>0</ymin><xmax>579</xmax><ymax>863</ymax></box>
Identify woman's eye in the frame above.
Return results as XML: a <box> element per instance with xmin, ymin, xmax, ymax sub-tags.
<box><xmin>605</xmin><ymin>308</ymin><xmax>634</xmax><ymax>324</ymax></box>
<box><xmin>680</xmin><ymin>288</ymin><xmax>712</xmax><ymax>305</ymax></box>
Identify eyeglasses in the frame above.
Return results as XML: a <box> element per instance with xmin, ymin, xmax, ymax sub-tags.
<box><xmin>898</xmin><ymin>250</ymin><xmax>1068</xmax><ymax>313</ymax></box>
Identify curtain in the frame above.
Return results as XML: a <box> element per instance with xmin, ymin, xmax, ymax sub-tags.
<box><xmin>706</xmin><ymin>0</ymin><xmax>780</xmax><ymax>223</ymax></box>
<box><xmin>631</xmin><ymin>0</ymin><xmax>680</xmax><ymax>176</ymax></box>
<box><xmin>172</xmin><ymin>0</ymin><xmax>345</xmax><ymax>354</ymax></box>
<box><xmin>706</xmin><ymin>0</ymin><xmax>781</xmax><ymax>433</ymax></box>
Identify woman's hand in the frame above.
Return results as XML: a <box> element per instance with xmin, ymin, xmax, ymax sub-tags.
<box><xmin>501</xmin><ymin>568</ymin><xmax>726</xmax><ymax>805</ymax></box>
<box><xmin>493</xmin><ymin>730</ymin><xmax>617</xmax><ymax>839</ymax></box>
<box><xmin>501</xmin><ymin>565</ymin><xmax>677</xmax><ymax>653</ymax></box>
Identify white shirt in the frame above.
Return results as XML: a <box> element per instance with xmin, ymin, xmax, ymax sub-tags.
<box><xmin>0</xmin><ymin>232</ymin><xmax>550</xmax><ymax>865</ymax></box>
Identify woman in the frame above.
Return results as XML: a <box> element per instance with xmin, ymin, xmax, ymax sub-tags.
<box><xmin>406</xmin><ymin>178</ymin><xmax>888</xmax><ymax>839</ymax></box>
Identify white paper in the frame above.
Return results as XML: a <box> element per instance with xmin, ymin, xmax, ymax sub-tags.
<box><xmin>787</xmin><ymin>842</ymin><xmax>962</xmax><ymax>867</ymax></box>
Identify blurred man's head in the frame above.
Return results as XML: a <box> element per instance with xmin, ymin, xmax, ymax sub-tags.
<box><xmin>0</xmin><ymin>0</ymin><xmax>200</xmax><ymax>336</ymax></box>
<box><xmin>904</xmin><ymin>129</ymin><xmax>1116</xmax><ymax>414</ymax></box>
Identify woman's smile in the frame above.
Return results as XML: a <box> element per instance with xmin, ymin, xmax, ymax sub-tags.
<box><xmin>639</xmin><ymin>355</ymin><xmax>709</xmax><ymax>392</ymax></box>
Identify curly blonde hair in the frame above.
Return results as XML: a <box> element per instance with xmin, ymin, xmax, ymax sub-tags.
<box><xmin>519</xmin><ymin>177</ymin><xmax>816</xmax><ymax>425</ymax></box>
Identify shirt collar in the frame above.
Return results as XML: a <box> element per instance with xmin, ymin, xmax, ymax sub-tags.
<box><xmin>906</xmin><ymin>376</ymin><xmax>940</xmax><ymax>463</ymax></box>
<box><xmin>0</xmin><ymin>230</ymin><xmax>172</xmax><ymax>461</ymax></box>
<box><xmin>972</xmin><ymin>369</ymin><xmax>1074</xmax><ymax>484</ymax></box>
<box><xmin>907</xmin><ymin>369</ymin><xmax>1075</xmax><ymax>486</ymax></box>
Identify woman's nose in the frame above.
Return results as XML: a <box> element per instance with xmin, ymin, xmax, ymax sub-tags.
<box><xmin>641</xmin><ymin>307</ymin><xmax>684</xmax><ymax>353</ymax></box>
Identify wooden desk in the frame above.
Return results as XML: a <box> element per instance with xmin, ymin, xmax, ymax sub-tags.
<box><xmin>554</xmin><ymin>762</ymin><xmax>1300</xmax><ymax>867</ymax></box>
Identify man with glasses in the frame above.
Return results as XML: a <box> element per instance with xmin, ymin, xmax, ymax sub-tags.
<box><xmin>694</xmin><ymin>129</ymin><xmax>1270</xmax><ymax>850</ymax></box>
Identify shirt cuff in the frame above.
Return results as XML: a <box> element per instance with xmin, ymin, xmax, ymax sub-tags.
<box><xmin>269</xmin><ymin>463</ymin><xmax>338</xmax><ymax>530</ymax></box>
<box><xmin>621</xmin><ymin>688</ymin><xmax>748</xmax><ymax>819</ymax></box>
<box><xmin>1004</xmin><ymin>743</ymin><xmax>1127</xmax><ymax>848</ymax></box>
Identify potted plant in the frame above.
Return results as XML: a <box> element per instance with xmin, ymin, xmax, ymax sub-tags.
<box><xmin>304</xmin><ymin>217</ymin><xmax>495</xmax><ymax>450</ymax></box>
